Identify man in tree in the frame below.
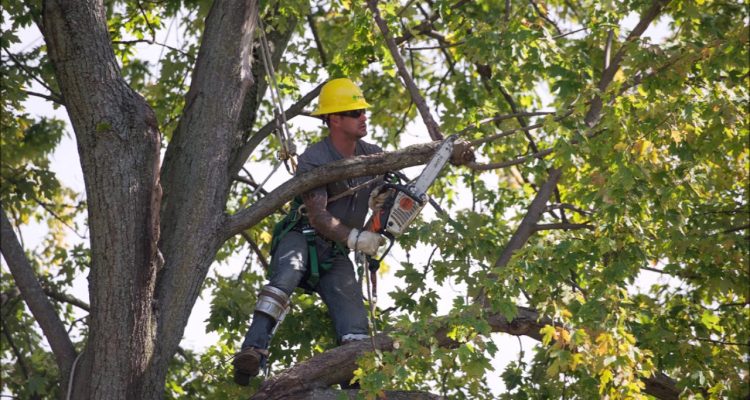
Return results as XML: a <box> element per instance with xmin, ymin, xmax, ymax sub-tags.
<box><xmin>233</xmin><ymin>78</ymin><xmax>390</xmax><ymax>385</ymax></box>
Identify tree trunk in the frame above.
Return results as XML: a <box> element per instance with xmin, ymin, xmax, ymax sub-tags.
<box><xmin>41</xmin><ymin>0</ymin><xmax>258</xmax><ymax>397</ymax></box>
<box><xmin>148</xmin><ymin>0</ymin><xmax>259</xmax><ymax>395</ymax></box>
<box><xmin>42</xmin><ymin>0</ymin><xmax>161</xmax><ymax>398</ymax></box>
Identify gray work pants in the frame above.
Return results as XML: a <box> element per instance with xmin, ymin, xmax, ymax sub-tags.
<box><xmin>241</xmin><ymin>230</ymin><xmax>368</xmax><ymax>350</ymax></box>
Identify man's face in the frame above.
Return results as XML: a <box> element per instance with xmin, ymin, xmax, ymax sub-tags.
<box><xmin>331</xmin><ymin>109</ymin><xmax>367</xmax><ymax>139</ymax></box>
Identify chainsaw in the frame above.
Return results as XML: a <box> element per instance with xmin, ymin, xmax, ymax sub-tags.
<box><xmin>363</xmin><ymin>135</ymin><xmax>457</xmax><ymax>273</ymax></box>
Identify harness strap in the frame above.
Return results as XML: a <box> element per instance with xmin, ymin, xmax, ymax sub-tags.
<box><xmin>271</xmin><ymin>198</ymin><xmax>350</xmax><ymax>288</ymax></box>
<box><xmin>302</xmin><ymin>227</ymin><xmax>323</xmax><ymax>287</ymax></box>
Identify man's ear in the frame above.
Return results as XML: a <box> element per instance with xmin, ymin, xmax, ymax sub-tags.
<box><xmin>328</xmin><ymin>114</ymin><xmax>339</xmax><ymax>127</ymax></box>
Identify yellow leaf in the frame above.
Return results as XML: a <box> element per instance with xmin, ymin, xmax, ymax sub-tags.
<box><xmin>378</xmin><ymin>261</ymin><xmax>390</xmax><ymax>276</ymax></box>
<box><xmin>599</xmin><ymin>369</ymin><xmax>613</xmax><ymax>394</ymax></box>
<box><xmin>559</xmin><ymin>329</ymin><xmax>571</xmax><ymax>345</ymax></box>
<box><xmin>614</xmin><ymin>69</ymin><xmax>625</xmax><ymax>83</ymax></box>
<box><xmin>670</xmin><ymin>130</ymin><xmax>683</xmax><ymax>143</ymax></box>
<box><xmin>614</xmin><ymin>142</ymin><xmax>628</xmax><ymax>151</ymax></box>
<box><xmin>571</xmin><ymin>353</ymin><xmax>584</xmax><ymax>370</ymax></box>
<box><xmin>540</xmin><ymin>325</ymin><xmax>556</xmax><ymax>345</ymax></box>
<box><xmin>632</xmin><ymin>139</ymin><xmax>644</xmax><ymax>155</ymax></box>
<box><xmin>632</xmin><ymin>139</ymin><xmax>652</xmax><ymax>159</ymax></box>
<box><xmin>259</xmin><ymin>231</ymin><xmax>272</xmax><ymax>244</ymax></box>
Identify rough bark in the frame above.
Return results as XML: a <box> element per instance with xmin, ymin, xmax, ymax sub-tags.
<box><xmin>151</xmin><ymin>0</ymin><xmax>259</xmax><ymax>394</ymax></box>
<box><xmin>230</xmin><ymin>10</ymin><xmax>299</xmax><ymax>173</ymax></box>
<box><xmin>42</xmin><ymin>0</ymin><xmax>161</xmax><ymax>398</ymax></box>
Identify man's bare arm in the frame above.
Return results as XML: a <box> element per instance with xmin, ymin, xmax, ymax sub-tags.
<box><xmin>303</xmin><ymin>191</ymin><xmax>352</xmax><ymax>243</ymax></box>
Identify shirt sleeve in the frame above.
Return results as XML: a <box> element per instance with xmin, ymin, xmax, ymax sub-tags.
<box><xmin>296</xmin><ymin>144</ymin><xmax>327</xmax><ymax>198</ymax></box>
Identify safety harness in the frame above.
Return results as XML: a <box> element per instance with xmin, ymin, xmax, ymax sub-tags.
<box><xmin>270</xmin><ymin>198</ymin><xmax>348</xmax><ymax>288</ymax></box>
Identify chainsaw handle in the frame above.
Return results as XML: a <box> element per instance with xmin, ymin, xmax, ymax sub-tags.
<box><xmin>366</xmin><ymin>232</ymin><xmax>395</xmax><ymax>272</ymax></box>
<box><xmin>363</xmin><ymin>183</ymin><xmax>420</xmax><ymax>273</ymax></box>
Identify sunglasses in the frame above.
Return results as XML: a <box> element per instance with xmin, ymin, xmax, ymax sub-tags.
<box><xmin>334</xmin><ymin>109</ymin><xmax>366</xmax><ymax>118</ymax></box>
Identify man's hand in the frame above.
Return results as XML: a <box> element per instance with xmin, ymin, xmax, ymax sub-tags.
<box><xmin>347</xmin><ymin>229</ymin><xmax>386</xmax><ymax>257</ymax></box>
<box><xmin>368</xmin><ymin>185</ymin><xmax>391</xmax><ymax>211</ymax></box>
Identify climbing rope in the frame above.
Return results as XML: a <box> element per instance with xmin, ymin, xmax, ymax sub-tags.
<box><xmin>255</xmin><ymin>11</ymin><xmax>297</xmax><ymax>175</ymax></box>
<box><xmin>362</xmin><ymin>253</ymin><xmax>379</xmax><ymax>352</ymax></box>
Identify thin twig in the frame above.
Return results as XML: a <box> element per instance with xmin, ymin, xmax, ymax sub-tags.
<box><xmin>135</xmin><ymin>0</ymin><xmax>157</xmax><ymax>41</ymax></box>
<box><xmin>112</xmin><ymin>39</ymin><xmax>191</xmax><ymax>58</ymax></box>
<box><xmin>552</xmin><ymin>27</ymin><xmax>587</xmax><ymax>39</ymax></box>
<box><xmin>457</xmin><ymin>111</ymin><xmax>558</xmax><ymax>137</ymax></box>
<box><xmin>546</xmin><ymin>203</ymin><xmax>593</xmax><ymax>216</ymax></box>
<box><xmin>3</xmin><ymin>48</ymin><xmax>62</xmax><ymax>99</ymax></box>
<box><xmin>694</xmin><ymin>337</ymin><xmax>750</xmax><ymax>347</ymax></box>
<box><xmin>33</xmin><ymin>198</ymin><xmax>86</xmax><ymax>239</ymax></box>
<box><xmin>240</xmin><ymin>232</ymin><xmax>270</xmax><ymax>271</ymax></box>
<box><xmin>22</xmin><ymin>89</ymin><xmax>64</xmax><ymax>104</ymax></box>
<box><xmin>397</xmin><ymin>0</ymin><xmax>419</xmax><ymax>16</ymax></box>
<box><xmin>406</xmin><ymin>42</ymin><xmax>464</xmax><ymax>51</ymax></box>
<box><xmin>42</xmin><ymin>286</ymin><xmax>90</xmax><ymax>311</ymax></box>
<box><xmin>1</xmin><ymin>318</ymin><xmax>30</xmax><ymax>378</ymax></box>
<box><xmin>529</xmin><ymin>0</ymin><xmax>562</xmax><ymax>35</ymax></box>
<box><xmin>533</xmin><ymin>223</ymin><xmax>593</xmax><ymax>232</ymax></box>
<box><xmin>723</xmin><ymin>224</ymin><xmax>749</xmax><ymax>234</ymax></box>
<box><xmin>467</xmin><ymin>148</ymin><xmax>554</xmax><ymax>171</ymax></box>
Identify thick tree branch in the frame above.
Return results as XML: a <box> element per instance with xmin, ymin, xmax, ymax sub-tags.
<box><xmin>251</xmin><ymin>306</ymin><xmax>546</xmax><ymax>399</ymax></box>
<box><xmin>367</xmin><ymin>0</ymin><xmax>443</xmax><ymax>141</ymax></box>
<box><xmin>224</xmin><ymin>141</ymin><xmax>442</xmax><ymax>239</ymax></box>
<box><xmin>251</xmin><ymin>299</ymin><xmax>679</xmax><ymax>399</ymax></box>
<box><xmin>231</xmin><ymin>10</ymin><xmax>298</xmax><ymax>170</ymax></box>
<box><xmin>492</xmin><ymin>169</ymin><xmax>562</xmax><ymax>271</ymax></box>
<box><xmin>154</xmin><ymin>0</ymin><xmax>261</xmax><ymax>394</ymax></box>
<box><xmin>0</xmin><ymin>208</ymin><xmax>76</xmax><ymax>373</ymax></box>
<box><xmin>306</xmin><ymin>13</ymin><xmax>327</xmax><ymax>66</ymax></box>
<box><xmin>585</xmin><ymin>0</ymin><xmax>671</xmax><ymax>126</ymax></box>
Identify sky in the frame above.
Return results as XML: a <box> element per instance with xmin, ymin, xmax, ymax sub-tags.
<box><xmin>3</xmin><ymin>6</ymin><xmax>676</xmax><ymax>396</ymax></box>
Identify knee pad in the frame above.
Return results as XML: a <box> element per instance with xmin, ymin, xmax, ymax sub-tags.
<box><xmin>255</xmin><ymin>285</ymin><xmax>290</xmax><ymax>322</ymax></box>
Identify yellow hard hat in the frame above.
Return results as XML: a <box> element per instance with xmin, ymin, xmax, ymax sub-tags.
<box><xmin>310</xmin><ymin>78</ymin><xmax>372</xmax><ymax>116</ymax></box>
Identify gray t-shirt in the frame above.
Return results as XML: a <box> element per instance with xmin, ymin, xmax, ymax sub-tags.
<box><xmin>297</xmin><ymin>136</ymin><xmax>383</xmax><ymax>232</ymax></box>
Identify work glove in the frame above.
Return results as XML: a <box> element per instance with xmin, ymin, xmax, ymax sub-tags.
<box><xmin>347</xmin><ymin>228</ymin><xmax>386</xmax><ymax>257</ymax></box>
<box><xmin>368</xmin><ymin>185</ymin><xmax>391</xmax><ymax>211</ymax></box>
